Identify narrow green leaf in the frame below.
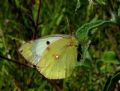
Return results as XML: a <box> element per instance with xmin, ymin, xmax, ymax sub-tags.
<box><xmin>103</xmin><ymin>72</ymin><xmax>120</xmax><ymax>91</ymax></box>
<box><xmin>32</xmin><ymin>1</ymin><xmax>39</xmax><ymax>22</ymax></box>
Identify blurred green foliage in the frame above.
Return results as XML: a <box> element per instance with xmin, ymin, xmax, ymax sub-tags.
<box><xmin>0</xmin><ymin>0</ymin><xmax>120</xmax><ymax>91</ymax></box>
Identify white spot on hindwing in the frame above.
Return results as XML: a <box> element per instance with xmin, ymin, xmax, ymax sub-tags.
<box><xmin>53</xmin><ymin>54</ymin><xmax>60</xmax><ymax>60</ymax></box>
<box><xmin>55</xmin><ymin>55</ymin><xmax>59</xmax><ymax>59</ymax></box>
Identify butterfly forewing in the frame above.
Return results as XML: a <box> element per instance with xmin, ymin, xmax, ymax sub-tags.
<box><xmin>19</xmin><ymin>42</ymin><xmax>33</xmax><ymax>63</ymax></box>
<box><xmin>19</xmin><ymin>36</ymin><xmax>63</xmax><ymax>65</ymax></box>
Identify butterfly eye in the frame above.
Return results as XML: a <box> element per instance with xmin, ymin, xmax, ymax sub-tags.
<box><xmin>46</xmin><ymin>41</ymin><xmax>50</xmax><ymax>45</ymax></box>
<box><xmin>19</xmin><ymin>49</ymin><xmax>23</xmax><ymax>53</ymax></box>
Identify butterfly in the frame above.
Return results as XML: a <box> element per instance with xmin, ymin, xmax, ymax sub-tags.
<box><xmin>19</xmin><ymin>34</ymin><xmax>78</xmax><ymax>79</ymax></box>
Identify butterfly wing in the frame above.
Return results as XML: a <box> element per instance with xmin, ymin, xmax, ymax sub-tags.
<box><xmin>19</xmin><ymin>35</ymin><xmax>63</xmax><ymax>65</ymax></box>
<box><xmin>36</xmin><ymin>36</ymin><xmax>78</xmax><ymax>79</ymax></box>
<box><xmin>19</xmin><ymin>42</ymin><xmax>33</xmax><ymax>63</ymax></box>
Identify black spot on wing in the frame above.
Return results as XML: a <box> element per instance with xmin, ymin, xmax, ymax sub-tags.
<box><xmin>46</xmin><ymin>41</ymin><xmax>50</xmax><ymax>45</ymax></box>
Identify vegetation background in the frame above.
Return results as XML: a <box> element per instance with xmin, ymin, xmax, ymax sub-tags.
<box><xmin>0</xmin><ymin>0</ymin><xmax>120</xmax><ymax>91</ymax></box>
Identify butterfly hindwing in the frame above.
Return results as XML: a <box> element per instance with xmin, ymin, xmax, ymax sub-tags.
<box><xmin>36</xmin><ymin>36</ymin><xmax>78</xmax><ymax>79</ymax></box>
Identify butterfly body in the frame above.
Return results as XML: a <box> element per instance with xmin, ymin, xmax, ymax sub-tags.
<box><xmin>19</xmin><ymin>34</ymin><xmax>78</xmax><ymax>79</ymax></box>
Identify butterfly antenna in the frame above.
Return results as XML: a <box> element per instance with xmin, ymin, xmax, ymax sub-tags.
<box><xmin>0</xmin><ymin>54</ymin><xmax>34</xmax><ymax>68</ymax></box>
